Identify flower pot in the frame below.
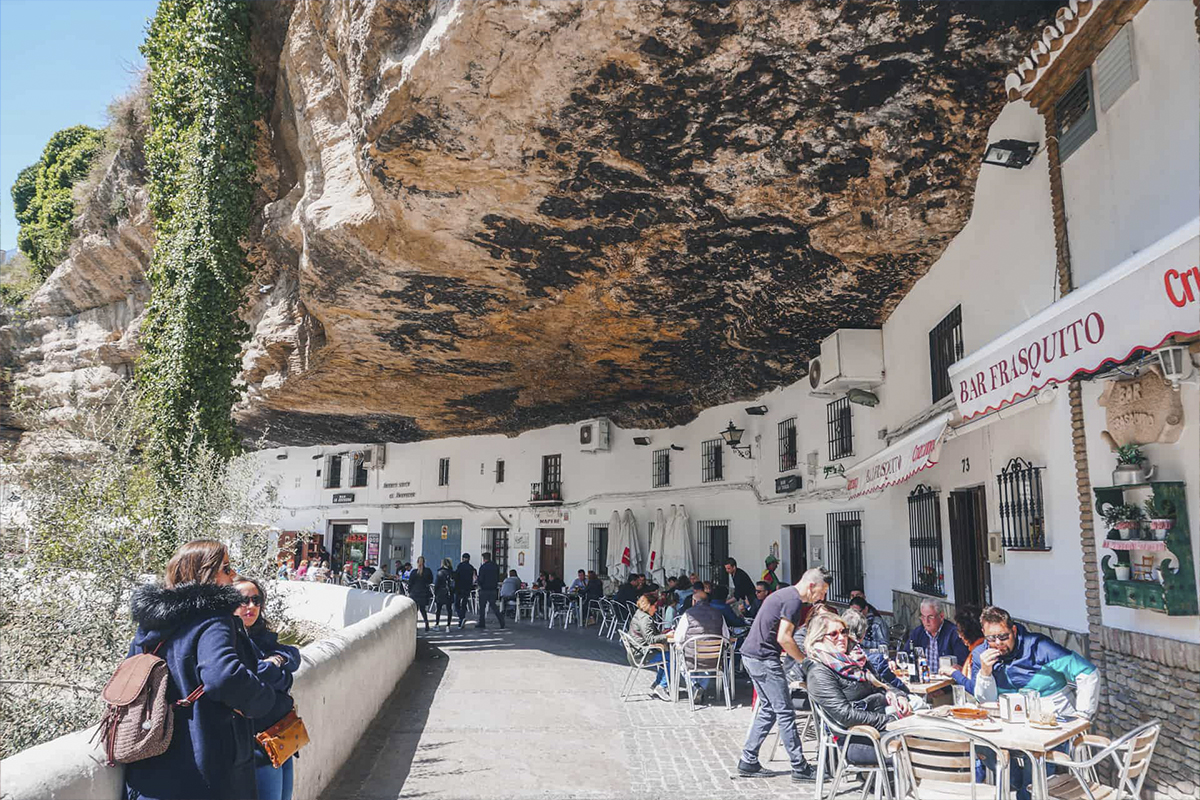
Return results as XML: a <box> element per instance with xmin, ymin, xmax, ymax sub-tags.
<box><xmin>1112</xmin><ymin>462</ymin><xmax>1155</xmax><ymax>486</ymax></box>
<box><xmin>1113</xmin><ymin>565</ymin><xmax>1131</xmax><ymax>581</ymax></box>
<box><xmin>1149</xmin><ymin>518</ymin><xmax>1173</xmax><ymax>540</ymax></box>
<box><xmin>1115</xmin><ymin>521</ymin><xmax>1138</xmax><ymax>540</ymax></box>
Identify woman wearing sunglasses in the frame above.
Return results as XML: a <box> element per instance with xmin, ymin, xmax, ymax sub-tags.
<box><xmin>233</xmin><ymin>576</ymin><xmax>301</xmax><ymax>800</ymax></box>
<box><xmin>125</xmin><ymin>539</ymin><xmax>278</xmax><ymax>800</ymax></box>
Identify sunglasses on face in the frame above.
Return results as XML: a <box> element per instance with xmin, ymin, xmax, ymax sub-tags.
<box><xmin>985</xmin><ymin>631</ymin><xmax>1012</xmax><ymax>643</ymax></box>
<box><xmin>825</xmin><ymin>629</ymin><xmax>848</xmax><ymax>640</ymax></box>
<box><xmin>240</xmin><ymin>595</ymin><xmax>262</xmax><ymax>607</ymax></box>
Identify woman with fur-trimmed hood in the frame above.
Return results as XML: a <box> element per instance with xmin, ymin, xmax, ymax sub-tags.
<box><xmin>124</xmin><ymin>540</ymin><xmax>278</xmax><ymax>800</ymax></box>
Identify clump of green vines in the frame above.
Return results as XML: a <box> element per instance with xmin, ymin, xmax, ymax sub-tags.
<box><xmin>137</xmin><ymin>0</ymin><xmax>259</xmax><ymax>469</ymax></box>
<box><xmin>11</xmin><ymin>125</ymin><xmax>106</xmax><ymax>280</ymax></box>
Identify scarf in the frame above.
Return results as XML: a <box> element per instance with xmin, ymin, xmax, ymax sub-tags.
<box><xmin>809</xmin><ymin>640</ymin><xmax>873</xmax><ymax>683</ymax></box>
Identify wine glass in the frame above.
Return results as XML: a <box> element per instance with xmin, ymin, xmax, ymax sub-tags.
<box><xmin>896</xmin><ymin>651</ymin><xmax>910</xmax><ymax>674</ymax></box>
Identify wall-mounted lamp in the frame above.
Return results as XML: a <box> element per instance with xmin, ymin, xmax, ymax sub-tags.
<box><xmin>633</xmin><ymin>436</ymin><xmax>652</xmax><ymax>446</ymax></box>
<box><xmin>276</xmin><ymin>453</ymin><xmax>288</xmax><ymax>460</ymax></box>
<box><xmin>846</xmin><ymin>388</ymin><xmax>879</xmax><ymax>407</ymax></box>
<box><xmin>745</xmin><ymin>405</ymin><xmax>769</xmax><ymax>416</ymax></box>
<box><xmin>982</xmin><ymin>139</ymin><xmax>1039</xmax><ymax>169</ymax></box>
<box><xmin>311</xmin><ymin>453</ymin><xmax>323</xmax><ymax>460</ymax></box>
<box><xmin>670</xmin><ymin>444</ymin><xmax>685</xmax><ymax>451</ymax></box>
<box><xmin>1156</xmin><ymin>345</ymin><xmax>1197</xmax><ymax>387</ymax></box>
<box><xmin>719</xmin><ymin>421</ymin><xmax>753</xmax><ymax>459</ymax></box>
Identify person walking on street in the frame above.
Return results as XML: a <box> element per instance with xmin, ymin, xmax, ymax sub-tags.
<box><xmin>123</xmin><ymin>540</ymin><xmax>278</xmax><ymax>800</ymax></box>
<box><xmin>454</xmin><ymin>553</ymin><xmax>477</xmax><ymax>629</ymax></box>
<box><xmin>735</xmin><ymin>566</ymin><xmax>830</xmax><ymax>783</ymax></box>
<box><xmin>434</xmin><ymin>558</ymin><xmax>455</xmax><ymax>630</ymax></box>
<box><xmin>407</xmin><ymin>556</ymin><xmax>434</xmax><ymax>631</ymax></box>
<box><xmin>476</xmin><ymin>552</ymin><xmax>505</xmax><ymax>629</ymax></box>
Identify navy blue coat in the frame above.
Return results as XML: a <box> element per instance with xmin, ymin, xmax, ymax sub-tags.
<box><xmin>476</xmin><ymin>561</ymin><xmax>500</xmax><ymax>591</ymax></box>
<box><xmin>454</xmin><ymin>561</ymin><xmax>476</xmax><ymax>595</ymax></box>
<box><xmin>906</xmin><ymin>620</ymin><xmax>971</xmax><ymax>667</ymax></box>
<box><xmin>124</xmin><ymin>582</ymin><xmax>278</xmax><ymax>800</ymax></box>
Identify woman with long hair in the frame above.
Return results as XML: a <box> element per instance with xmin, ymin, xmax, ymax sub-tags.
<box><xmin>434</xmin><ymin>557</ymin><xmax>455</xmax><ymax>630</ymax></box>
<box><xmin>629</xmin><ymin>591</ymin><xmax>672</xmax><ymax>701</ymax></box>
<box><xmin>232</xmin><ymin>576</ymin><xmax>301</xmax><ymax>800</ymax></box>
<box><xmin>124</xmin><ymin>540</ymin><xmax>277</xmax><ymax>800</ymax></box>
<box><xmin>407</xmin><ymin>555</ymin><xmax>434</xmax><ymax>631</ymax></box>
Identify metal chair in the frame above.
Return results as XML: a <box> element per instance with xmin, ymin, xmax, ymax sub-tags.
<box><xmin>595</xmin><ymin>599</ymin><xmax>617</xmax><ymax>639</ymax></box>
<box><xmin>1044</xmin><ymin>721</ymin><xmax>1160</xmax><ymax>800</ymax></box>
<box><xmin>379</xmin><ymin>580</ymin><xmax>397</xmax><ymax>594</ymax></box>
<box><xmin>760</xmin><ymin>677</ymin><xmax>815</xmax><ymax>764</ymax></box>
<box><xmin>547</xmin><ymin>592</ymin><xmax>578</xmax><ymax>629</ymax></box>
<box><xmin>812</xmin><ymin>701</ymin><xmax>894</xmax><ymax>800</ymax></box>
<box><xmin>515</xmin><ymin>590</ymin><xmax>536</xmax><ymax>622</ymax></box>
<box><xmin>676</xmin><ymin>635</ymin><xmax>731</xmax><ymax>712</ymax></box>
<box><xmin>617</xmin><ymin>630</ymin><xmax>665</xmax><ymax>702</ymax></box>
<box><xmin>610</xmin><ymin>601</ymin><xmax>631</xmax><ymax>638</ymax></box>
<box><xmin>623</xmin><ymin>601</ymin><xmax>638</xmax><ymax>631</ymax></box>
<box><xmin>880</xmin><ymin>722</ymin><xmax>1009</xmax><ymax>800</ymax></box>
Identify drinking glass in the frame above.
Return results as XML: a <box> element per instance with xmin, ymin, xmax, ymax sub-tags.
<box><xmin>896</xmin><ymin>651</ymin><xmax>909</xmax><ymax>670</ymax></box>
<box><xmin>952</xmin><ymin>685</ymin><xmax>967</xmax><ymax>707</ymax></box>
<box><xmin>939</xmin><ymin>656</ymin><xmax>955</xmax><ymax>673</ymax></box>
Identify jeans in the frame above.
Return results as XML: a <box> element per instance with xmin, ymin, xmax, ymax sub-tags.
<box><xmin>454</xmin><ymin>593</ymin><xmax>471</xmax><ymax>623</ymax></box>
<box><xmin>644</xmin><ymin>648</ymin><xmax>671</xmax><ymax>688</ymax></box>
<box><xmin>254</xmin><ymin>756</ymin><xmax>294</xmax><ymax>800</ymax></box>
<box><xmin>742</xmin><ymin>655</ymin><xmax>809</xmax><ymax>770</ymax></box>
<box><xmin>979</xmin><ymin>742</ymin><xmax>1067</xmax><ymax>800</ymax></box>
<box><xmin>477</xmin><ymin>589</ymin><xmax>504</xmax><ymax>627</ymax></box>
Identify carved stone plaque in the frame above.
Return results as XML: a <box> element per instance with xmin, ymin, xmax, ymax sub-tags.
<box><xmin>1098</xmin><ymin>365</ymin><xmax>1184</xmax><ymax>449</ymax></box>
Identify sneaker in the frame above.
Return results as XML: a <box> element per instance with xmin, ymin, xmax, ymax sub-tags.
<box><xmin>791</xmin><ymin>762</ymin><xmax>816</xmax><ymax>783</ymax></box>
<box><xmin>736</xmin><ymin>760</ymin><xmax>763</xmax><ymax>777</ymax></box>
<box><xmin>458</xmin><ymin>619</ymin><xmax>465</xmax><ymax>629</ymax></box>
<box><xmin>652</xmin><ymin>685</ymin><xmax>671</xmax><ymax>701</ymax></box>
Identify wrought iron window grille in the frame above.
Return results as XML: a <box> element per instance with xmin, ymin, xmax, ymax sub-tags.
<box><xmin>907</xmin><ymin>484</ymin><xmax>946</xmax><ymax>597</ymax></box>
<box><xmin>588</xmin><ymin>524</ymin><xmax>609</xmax><ymax>576</ymax></box>
<box><xmin>495</xmin><ymin>459</ymin><xmax>505</xmax><ymax>484</ymax></box>
<box><xmin>997</xmin><ymin>457</ymin><xmax>1048</xmax><ymax>550</ymax></box>
<box><xmin>929</xmin><ymin>305</ymin><xmax>964</xmax><ymax>403</ymax></box>
<box><xmin>827</xmin><ymin>396</ymin><xmax>854</xmax><ymax>461</ymax></box>
<box><xmin>484</xmin><ymin>528</ymin><xmax>509</xmax><ymax>574</ymax></box>
<box><xmin>696</xmin><ymin>520</ymin><xmax>730</xmax><ymax>584</ymax></box>
<box><xmin>437</xmin><ymin>457</ymin><xmax>449</xmax><ymax>487</ymax></box>
<box><xmin>778</xmin><ymin>417</ymin><xmax>798</xmax><ymax>472</ymax></box>
<box><xmin>652</xmin><ymin>448</ymin><xmax>671</xmax><ymax>487</ymax></box>
<box><xmin>701</xmin><ymin>438</ymin><xmax>724</xmax><ymax>482</ymax></box>
<box><xmin>826</xmin><ymin>510</ymin><xmax>864</xmax><ymax>604</ymax></box>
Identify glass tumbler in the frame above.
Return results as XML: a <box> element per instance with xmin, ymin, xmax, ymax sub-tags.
<box><xmin>952</xmin><ymin>684</ymin><xmax>967</xmax><ymax>707</ymax></box>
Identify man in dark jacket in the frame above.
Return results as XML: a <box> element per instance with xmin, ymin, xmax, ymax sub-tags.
<box><xmin>723</xmin><ymin>558</ymin><xmax>756</xmax><ymax>604</ymax></box>
<box><xmin>454</xmin><ymin>553</ymin><xmax>477</xmax><ymax>629</ymax></box>
<box><xmin>614</xmin><ymin>573</ymin><xmax>644</xmax><ymax>605</ymax></box>
<box><xmin>476</xmin><ymin>551</ymin><xmax>504</xmax><ymax>629</ymax></box>
<box><xmin>905</xmin><ymin>599</ymin><xmax>970</xmax><ymax>667</ymax></box>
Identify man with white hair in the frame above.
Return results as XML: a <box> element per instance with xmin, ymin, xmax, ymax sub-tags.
<box><xmin>735</xmin><ymin>566</ymin><xmax>829</xmax><ymax>783</ymax></box>
<box><xmin>905</xmin><ymin>599</ymin><xmax>970</xmax><ymax>668</ymax></box>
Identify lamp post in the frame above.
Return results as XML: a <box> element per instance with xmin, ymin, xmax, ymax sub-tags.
<box><xmin>720</xmin><ymin>421</ymin><xmax>753</xmax><ymax>459</ymax></box>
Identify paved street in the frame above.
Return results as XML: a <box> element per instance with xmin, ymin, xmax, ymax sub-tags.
<box><xmin>330</xmin><ymin>617</ymin><xmax>852</xmax><ymax>799</ymax></box>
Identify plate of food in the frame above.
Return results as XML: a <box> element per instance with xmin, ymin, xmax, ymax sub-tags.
<box><xmin>966</xmin><ymin>720</ymin><xmax>1002</xmax><ymax>732</ymax></box>
<box><xmin>950</xmin><ymin>706</ymin><xmax>990</xmax><ymax>721</ymax></box>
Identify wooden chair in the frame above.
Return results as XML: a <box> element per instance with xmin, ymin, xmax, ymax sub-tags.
<box><xmin>880</xmin><ymin>723</ymin><xmax>1008</xmax><ymax>800</ymax></box>
<box><xmin>1044</xmin><ymin>721</ymin><xmax>1160</xmax><ymax>800</ymax></box>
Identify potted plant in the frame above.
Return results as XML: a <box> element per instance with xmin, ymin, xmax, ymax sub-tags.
<box><xmin>1112</xmin><ymin>444</ymin><xmax>1155</xmax><ymax>486</ymax></box>
<box><xmin>1144</xmin><ymin>496</ymin><xmax>1176</xmax><ymax>541</ymax></box>
<box><xmin>1101</xmin><ymin>503</ymin><xmax>1144</xmax><ymax>540</ymax></box>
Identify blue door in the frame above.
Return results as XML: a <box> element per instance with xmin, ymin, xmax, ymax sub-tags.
<box><xmin>421</xmin><ymin>519</ymin><xmax>463</xmax><ymax>569</ymax></box>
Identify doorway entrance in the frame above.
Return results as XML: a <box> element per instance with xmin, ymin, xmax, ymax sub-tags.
<box><xmin>421</xmin><ymin>519</ymin><xmax>463</xmax><ymax>570</ymax></box>
<box><xmin>539</xmin><ymin>528</ymin><xmax>564</xmax><ymax>580</ymax></box>
<box><xmin>948</xmin><ymin>486</ymin><xmax>992</xmax><ymax>608</ymax></box>
<box><xmin>787</xmin><ymin>525</ymin><xmax>807</xmax><ymax>584</ymax></box>
<box><xmin>330</xmin><ymin>522</ymin><xmax>368</xmax><ymax>574</ymax></box>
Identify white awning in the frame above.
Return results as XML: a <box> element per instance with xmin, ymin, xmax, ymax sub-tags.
<box><xmin>843</xmin><ymin>413</ymin><xmax>952</xmax><ymax>500</ymax></box>
<box><xmin>481</xmin><ymin>512</ymin><xmax>511</xmax><ymax>529</ymax></box>
<box><xmin>949</xmin><ymin>218</ymin><xmax>1200</xmax><ymax>421</ymax></box>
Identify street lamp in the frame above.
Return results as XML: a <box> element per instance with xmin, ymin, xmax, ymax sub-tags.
<box><xmin>720</xmin><ymin>421</ymin><xmax>753</xmax><ymax>459</ymax></box>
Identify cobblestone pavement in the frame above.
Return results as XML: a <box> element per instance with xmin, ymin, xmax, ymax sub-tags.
<box><xmin>331</xmin><ymin>617</ymin><xmax>861</xmax><ymax>799</ymax></box>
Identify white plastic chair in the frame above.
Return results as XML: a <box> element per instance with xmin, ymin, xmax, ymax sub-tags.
<box><xmin>676</xmin><ymin>635</ymin><xmax>730</xmax><ymax>712</ymax></box>
<box><xmin>617</xmin><ymin>630</ymin><xmax>665</xmax><ymax>702</ymax></box>
<box><xmin>1044</xmin><ymin>720</ymin><xmax>1160</xmax><ymax>800</ymax></box>
<box><xmin>880</xmin><ymin>722</ymin><xmax>1009</xmax><ymax>800</ymax></box>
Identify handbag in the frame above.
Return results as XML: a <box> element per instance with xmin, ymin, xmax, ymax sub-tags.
<box><xmin>255</xmin><ymin>708</ymin><xmax>310</xmax><ymax>769</ymax></box>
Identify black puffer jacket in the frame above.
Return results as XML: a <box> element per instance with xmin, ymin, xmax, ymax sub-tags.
<box><xmin>804</xmin><ymin>660</ymin><xmax>893</xmax><ymax>732</ymax></box>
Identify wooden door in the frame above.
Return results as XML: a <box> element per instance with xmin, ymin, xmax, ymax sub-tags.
<box><xmin>949</xmin><ymin>487</ymin><xmax>992</xmax><ymax>608</ymax></box>
<box><xmin>421</xmin><ymin>519</ymin><xmax>463</xmax><ymax>569</ymax></box>
<box><xmin>539</xmin><ymin>528</ymin><xmax>565</xmax><ymax>580</ymax></box>
<box><xmin>788</xmin><ymin>525</ymin><xmax>807</xmax><ymax>584</ymax></box>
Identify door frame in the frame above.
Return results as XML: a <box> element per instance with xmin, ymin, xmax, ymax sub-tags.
<box><xmin>538</xmin><ymin>527</ymin><xmax>565</xmax><ymax>580</ymax></box>
<box><xmin>786</xmin><ymin>524</ymin><xmax>807</xmax><ymax>584</ymax></box>
<box><xmin>948</xmin><ymin>484</ymin><xmax>992</xmax><ymax>608</ymax></box>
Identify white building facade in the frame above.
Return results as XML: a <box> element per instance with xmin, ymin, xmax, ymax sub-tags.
<box><xmin>255</xmin><ymin>4</ymin><xmax>1198</xmax><ymax>796</ymax></box>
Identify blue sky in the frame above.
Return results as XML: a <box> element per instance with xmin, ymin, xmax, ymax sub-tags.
<box><xmin>0</xmin><ymin>0</ymin><xmax>158</xmax><ymax>253</ymax></box>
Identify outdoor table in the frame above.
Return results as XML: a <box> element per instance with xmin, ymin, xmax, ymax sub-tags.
<box><xmin>900</xmin><ymin>676</ymin><xmax>953</xmax><ymax>707</ymax></box>
<box><xmin>888</xmin><ymin>708</ymin><xmax>1090</xmax><ymax>799</ymax></box>
<box><xmin>568</xmin><ymin>592</ymin><xmax>586</xmax><ymax>627</ymax></box>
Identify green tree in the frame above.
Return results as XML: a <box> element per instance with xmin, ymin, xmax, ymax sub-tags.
<box><xmin>137</xmin><ymin>0</ymin><xmax>260</xmax><ymax>471</ymax></box>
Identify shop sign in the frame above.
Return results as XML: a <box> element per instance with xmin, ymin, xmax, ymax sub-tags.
<box><xmin>332</xmin><ymin>493</ymin><xmax>355</xmax><ymax>504</ymax></box>
<box><xmin>367</xmin><ymin>532</ymin><xmax>381</xmax><ymax>562</ymax></box>
<box><xmin>775</xmin><ymin>475</ymin><xmax>802</xmax><ymax>494</ymax></box>
<box><xmin>949</xmin><ymin>218</ymin><xmax>1199</xmax><ymax>421</ymax></box>
<box><xmin>535</xmin><ymin>509</ymin><xmax>570</xmax><ymax>525</ymax></box>
<box><xmin>843</xmin><ymin>413</ymin><xmax>951</xmax><ymax>499</ymax></box>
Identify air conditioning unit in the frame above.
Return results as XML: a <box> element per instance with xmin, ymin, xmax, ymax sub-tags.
<box><xmin>371</xmin><ymin>443</ymin><xmax>386</xmax><ymax>469</ymax></box>
<box><xmin>579</xmin><ymin>418</ymin><xmax>611</xmax><ymax>452</ymax></box>
<box><xmin>809</xmin><ymin>328</ymin><xmax>884</xmax><ymax>395</ymax></box>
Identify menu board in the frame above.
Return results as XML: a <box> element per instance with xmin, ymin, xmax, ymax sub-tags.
<box><xmin>367</xmin><ymin>531</ymin><xmax>381</xmax><ymax>564</ymax></box>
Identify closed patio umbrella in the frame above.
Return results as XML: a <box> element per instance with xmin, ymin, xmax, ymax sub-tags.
<box><xmin>661</xmin><ymin>504</ymin><xmax>694</xmax><ymax>580</ymax></box>
<box><xmin>622</xmin><ymin>508</ymin><xmax>643</xmax><ymax>576</ymax></box>
<box><xmin>606</xmin><ymin>510</ymin><xmax>632</xmax><ymax>583</ymax></box>
<box><xmin>648</xmin><ymin>507</ymin><xmax>667</xmax><ymax>586</ymax></box>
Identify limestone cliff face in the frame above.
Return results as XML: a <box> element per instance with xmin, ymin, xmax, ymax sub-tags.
<box><xmin>7</xmin><ymin>0</ymin><xmax>1058</xmax><ymax>447</ymax></box>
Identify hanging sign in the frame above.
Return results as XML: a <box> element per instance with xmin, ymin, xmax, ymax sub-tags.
<box><xmin>775</xmin><ymin>475</ymin><xmax>802</xmax><ymax>494</ymax></box>
<box><xmin>949</xmin><ymin>218</ymin><xmax>1199</xmax><ymax>421</ymax></box>
<box><xmin>843</xmin><ymin>413</ymin><xmax>951</xmax><ymax>499</ymax></box>
<box><xmin>367</xmin><ymin>532</ymin><xmax>381</xmax><ymax>563</ymax></box>
<box><xmin>332</xmin><ymin>493</ymin><xmax>355</xmax><ymax>504</ymax></box>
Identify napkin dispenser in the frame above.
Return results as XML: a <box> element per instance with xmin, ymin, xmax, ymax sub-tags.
<box><xmin>999</xmin><ymin>692</ymin><xmax>1028</xmax><ymax>723</ymax></box>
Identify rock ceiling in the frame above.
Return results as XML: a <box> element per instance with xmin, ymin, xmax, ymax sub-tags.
<box><xmin>13</xmin><ymin>1</ymin><xmax>1061</xmax><ymax>448</ymax></box>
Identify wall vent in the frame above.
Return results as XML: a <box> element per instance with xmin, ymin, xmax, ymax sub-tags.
<box><xmin>1094</xmin><ymin>24</ymin><xmax>1137</xmax><ymax>112</ymax></box>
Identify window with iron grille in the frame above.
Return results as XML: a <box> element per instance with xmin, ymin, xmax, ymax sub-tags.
<box><xmin>701</xmin><ymin>438</ymin><xmax>724</xmax><ymax>482</ymax></box>
<box><xmin>652</xmin><ymin>448</ymin><xmax>670</xmax><ymax>487</ymax></box>
<box><xmin>437</xmin><ymin>457</ymin><xmax>450</xmax><ymax>486</ymax></box>
<box><xmin>827</xmin><ymin>397</ymin><xmax>853</xmax><ymax>461</ymax></box>
<box><xmin>484</xmin><ymin>528</ymin><xmax>509</xmax><ymax>574</ymax></box>
<box><xmin>351</xmin><ymin>453</ymin><xmax>368</xmax><ymax>488</ymax></box>
<box><xmin>929</xmin><ymin>306</ymin><xmax>963</xmax><ymax>403</ymax></box>
<box><xmin>542</xmin><ymin>454</ymin><xmax>562</xmax><ymax>492</ymax></box>
<box><xmin>778</xmin><ymin>417</ymin><xmax>798</xmax><ymax>472</ymax></box>
<box><xmin>907</xmin><ymin>485</ymin><xmax>945</xmax><ymax>596</ymax></box>
<box><xmin>696</xmin><ymin>520</ymin><xmax>730</xmax><ymax>584</ymax></box>
<box><xmin>588</xmin><ymin>524</ymin><xmax>609</xmax><ymax>576</ymax></box>
<box><xmin>324</xmin><ymin>454</ymin><xmax>342</xmax><ymax>489</ymax></box>
<box><xmin>495</xmin><ymin>459</ymin><xmax>505</xmax><ymax>483</ymax></box>
<box><xmin>1055</xmin><ymin>70</ymin><xmax>1097</xmax><ymax>162</ymax></box>
<box><xmin>825</xmin><ymin>511</ymin><xmax>864</xmax><ymax>603</ymax></box>
<box><xmin>997</xmin><ymin>457</ymin><xmax>1047</xmax><ymax>549</ymax></box>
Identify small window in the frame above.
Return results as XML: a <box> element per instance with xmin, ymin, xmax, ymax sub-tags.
<box><xmin>997</xmin><ymin>457</ymin><xmax>1047</xmax><ymax>549</ymax></box>
<box><xmin>696</xmin><ymin>520</ymin><xmax>730</xmax><ymax>584</ymax></box>
<box><xmin>437</xmin><ymin>457</ymin><xmax>450</xmax><ymax>487</ymax></box>
<box><xmin>826</xmin><ymin>510</ymin><xmax>864</xmax><ymax>604</ymax></box>
<box><xmin>1055</xmin><ymin>70</ymin><xmax>1097</xmax><ymax>162</ymax></box>
<box><xmin>495</xmin><ymin>459</ymin><xmax>505</xmax><ymax>484</ymax></box>
<box><xmin>827</xmin><ymin>397</ymin><xmax>853</xmax><ymax>461</ymax></box>
<box><xmin>351</xmin><ymin>453</ymin><xmax>368</xmax><ymax>487</ymax></box>
<box><xmin>588</xmin><ymin>524</ymin><xmax>609</xmax><ymax>576</ymax></box>
<box><xmin>778</xmin><ymin>417</ymin><xmax>798</xmax><ymax>472</ymax></box>
<box><xmin>542</xmin><ymin>454</ymin><xmax>562</xmax><ymax>492</ymax></box>
<box><xmin>907</xmin><ymin>485</ymin><xmax>946</xmax><ymax>596</ymax></box>
<box><xmin>486</xmin><ymin>528</ymin><xmax>509</xmax><ymax>574</ymax></box>
<box><xmin>701</xmin><ymin>438</ymin><xmax>724</xmax><ymax>482</ymax></box>
<box><xmin>325</xmin><ymin>454</ymin><xmax>343</xmax><ymax>489</ymax></box>
<box><xmin>652</xmin><ymin>448</ymin><xmax>670</xmax><ymax>488</ymax></box>
<box><xmin>929</xmin><ymin>305</ymin><xmax>963</xmax><ymax>403</ymax></box>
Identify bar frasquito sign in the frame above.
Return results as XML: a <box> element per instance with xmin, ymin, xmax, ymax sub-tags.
<box><xmin>949</xmin><ymin>219</ymin><xmax>1199</xmax><ymax>421</ymax></box>
<box><xmin>844</xmin><ymin>413</ymin><xmax>951</xmax><ymax>499</ymax></box>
